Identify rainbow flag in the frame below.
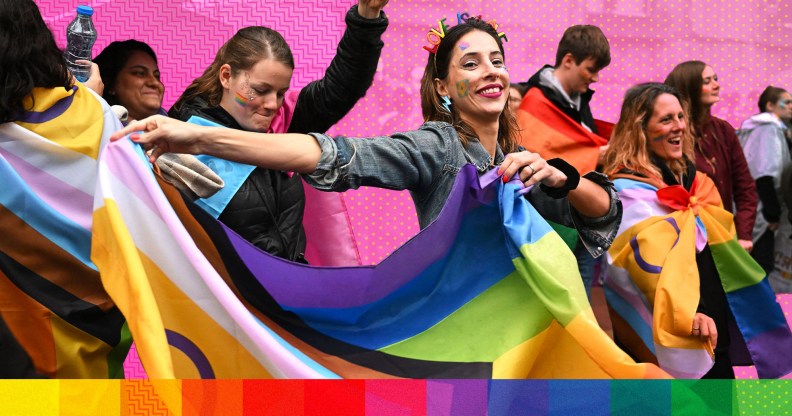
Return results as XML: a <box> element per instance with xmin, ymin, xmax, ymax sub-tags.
<box><xmin>606</xmin><ymin>173</ymin><xmax>792</xmax><ymax>378</ymax></box>
<box><xmin>92</xmin><ymin>135</ymin><xmax>666</xmax><ymax>379</ymax></box>
<box><xmin>0</xmin><ymin>85</ymin><xmax>131</xmax><ymax>378</ymax></box>
<box><xmin>516</xmin><ymin>88</ymin><xmax>610</xmax><ymax>174</ymax></box>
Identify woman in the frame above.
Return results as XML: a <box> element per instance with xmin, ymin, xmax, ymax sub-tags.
<box><xmin>166</xmin><ymin>1</ymin><xmax>389</xmax><ymax>263</ymax></box>
<box><xmin>601</xmin><ymin>83</ymin><xmax>792</xmax><ymax>379</ymax></box>
<box><xmin>93</xmin><ymin>39</ymin><xmax>166</xmax><ymax>123</ymax></box>
<box><xmin>114</xmin><ymin>17</ymin><xmax>620</xmax><ymax>258</ymax></box>
<box><xmin>738</xmin><ymin>86</ymin><xmax>792</xmax><ymax>289</ymax></box>
<box><xmin>1</xmin><ymin>0</ymin><xmax>129</xmax><ymax>378</ymax></box>
<box><xmin>664</xmin><ymin>61</ymin><xmax>758</xmax><ymax>253</ymax></box>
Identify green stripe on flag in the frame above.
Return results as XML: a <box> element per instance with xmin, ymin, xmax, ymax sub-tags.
<box><xmin>380</xmin><ymin>271</ymin><xmax>553</xmax><ymax>362</ymax></box>
<box><xmin>710</xmin><ymin>240</ymin><xmax>766</xmax><ymax>293</ymax></box>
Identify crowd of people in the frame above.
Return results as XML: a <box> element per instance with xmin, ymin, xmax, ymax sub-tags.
<box><xmin>2</xmin><ymin>0</ymin><xmax>792</xmax><ymax>380</ymax></box>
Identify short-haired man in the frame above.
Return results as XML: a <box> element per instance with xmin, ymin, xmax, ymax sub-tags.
<box><xmin>516</xmin><ymin>25</ymin><xmax>612</xmax><ymax>297</ymax></box>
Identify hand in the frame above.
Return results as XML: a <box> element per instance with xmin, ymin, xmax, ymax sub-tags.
<box><xmin>109</xmin><ymin>115</ymin><xmax>206</xmax><ymax>162</ymax></box>
<box><xmin>691</xmin><ymin>312</ymin><xmax>717</xmax><ymax>349</ymax></box>
<box><xmin>737</xmin><ymin>239</ymin><xmax>753</xmax><ymax>253</ymax></box>
<box><xmin>78</xmin><ymin>60</ymin><xmax>104</xmax><ymax>95</ymax></box>
<box><xmin>768</xmin><ymin>222</ymin><xmax>780</xmax><ymax>232</ymax></box>
<box><xmin>497</xmin><ymin>151</ymin><xmax>567</xmax><ymax>188</ymax></box>
<box><xmin>357</xmin><ymin>0</ymin><xmax>388</xmax><ymax>18</ymax></box>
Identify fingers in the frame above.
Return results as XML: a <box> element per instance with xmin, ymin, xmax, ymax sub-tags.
<box><xmin>110</xmin><ymin>116</ymin><xmax>162</xmax><ymax>141</ymax></box>
<box><xmin>738</xmin><ymin>239</ymin><xmax>753</xmax><ymax>253</ymax></box>
<box><xmin>498</xmin><ymin>151</ymin><xmax>542</xmax><ymax>185</ymax></box>
<box><xmin>692</xmin><ymin>313</ymin><xmax>718</xmax><ymax>349</ymax></box>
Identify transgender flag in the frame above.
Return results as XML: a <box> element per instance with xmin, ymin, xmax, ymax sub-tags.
<box><xmin>92</xmin><ymin>134</ymin><xmax>665</xmax><ymax>379</ymax></box>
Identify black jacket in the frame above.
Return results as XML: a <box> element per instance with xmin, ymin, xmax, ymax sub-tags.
<box><xmin>522</xmin><ymin>65</ymin><xmax>599</xmax><ymax>135</ymax></box>
<box><xmin>169</xmin><ymin>6</ymin><xmax>388</xmax><ymax>262</ymax></box>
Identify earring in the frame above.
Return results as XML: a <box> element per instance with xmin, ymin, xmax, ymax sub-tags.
<box><xmin>441</xmin><ymin>96</ymin><xmax>452</xmax><ymax>112</ymax></box>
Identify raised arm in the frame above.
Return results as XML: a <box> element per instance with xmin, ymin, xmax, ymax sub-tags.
<box><xmin>287</xmin><ymin>1</ymin><xmax>389</xmax><ymax>134</ymax></box>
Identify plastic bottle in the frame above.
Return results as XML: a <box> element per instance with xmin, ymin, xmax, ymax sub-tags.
<box><xmin>65</xmin><ymin>5</ymin><xmax>97</xmax><ymax>82</ymax></box>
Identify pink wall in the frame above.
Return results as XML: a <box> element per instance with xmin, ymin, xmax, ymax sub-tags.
<box><xmin>39</xmin><ymin>0</ymin><xmax>792</xmax><ymax>263</ymax></box>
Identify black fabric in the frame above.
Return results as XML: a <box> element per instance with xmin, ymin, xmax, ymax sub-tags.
<box><xmin>168</xmin><ymin>7</ymin><xmax>387</xmax><ymax>262</ymax></box>
<box><xmin>522</xmin><ymin>65</ymin><xmax>599</xmax><ymax>135</ymax></box>
<box><xmin>539</xmin><ymin>157</ymin><xmax>580</xmax><ymax>198</ymax></box>
<box><xmin>0</xmin><ymin>314</ymin><xmax>46</xmax><ymax>379</ymax></box>
<box><xmin>752</xmin><ymin>229</ymin><xmax>776</xmax><ymax>275</ymax></box>
<box><xmin>755</xmin><ymin>176</ymin><xmax>781</xmax><ymax>223</ymax></box>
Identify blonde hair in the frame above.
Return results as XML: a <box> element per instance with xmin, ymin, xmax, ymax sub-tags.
<box><xmin>602</xmin><ymin>83</ymin><xmax>695</xmax><ymax>181</ymax></box>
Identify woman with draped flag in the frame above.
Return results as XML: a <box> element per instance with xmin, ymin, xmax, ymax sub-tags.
<box><xmin>601</xmin><ymin>82</ymin><xmax>792</xmax><ymax>379</ymax></box>
<box><xmin>105</xmin><ymin>16</ymin><xmax>672</xmax><ymax>379</ymax></box>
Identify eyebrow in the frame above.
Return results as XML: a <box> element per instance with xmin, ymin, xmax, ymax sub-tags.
<box><xmin>458</xmin><ymin>50</ymin><xmax>503</xmax><ymax>60</ymax></box>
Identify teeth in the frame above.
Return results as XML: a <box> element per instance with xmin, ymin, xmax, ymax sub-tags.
<box><xmin>480</xmin><ymin>87</ymin><xmax>500</xmax><ymax>94</ymax></box>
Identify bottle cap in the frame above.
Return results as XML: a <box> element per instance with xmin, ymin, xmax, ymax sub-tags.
<box><xmin>76</xmin><ymin>5</ymin><xmax>94</xmax><ymax>16</ymax></box>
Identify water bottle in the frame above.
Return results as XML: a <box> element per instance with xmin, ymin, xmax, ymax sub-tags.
<box><xmin>65</xmin><ymin>5</ymin><xmax>97</xmax><ymax>83</ymax></box>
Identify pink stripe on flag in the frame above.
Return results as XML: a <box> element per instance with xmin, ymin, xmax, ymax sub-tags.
<box><xmin>0</xmin><ymin>147</ymin><xmax>92</xmax><ymax>230</ymax></box>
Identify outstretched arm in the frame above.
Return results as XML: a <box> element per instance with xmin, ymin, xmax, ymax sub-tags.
<box><xmin>111</xmin><ymin>115</ymin><xmax>322</xmax><ymax>173</ymax></box>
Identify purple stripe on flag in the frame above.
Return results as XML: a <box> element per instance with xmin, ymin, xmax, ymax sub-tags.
<box><xmin>227</xmin><ymin>165</ymin><xmax>498</xmax><ymax>309</ymax></box>
<box><xmin>663</xmin><ymin>217</ymin><xmax>681</xmax><ymax>248</ymax></box>
<box><xmin>629</xmin><ymin>237</ymin><xmax>662</xmax><ymax>274</ymax></box>
<box><xmin>165</xmin><ymin>329</ymin><xmax>215</xmax><ymax>378</ymax></box>
<box><xmin>744</xmin><ymin>325</ymin><xmax>792</xmax><ymax>379</ymax></box>
<box><xmin>18</xmin><ymin>86</ymin><xmax>77</xmax><ymax>123</ymax></box>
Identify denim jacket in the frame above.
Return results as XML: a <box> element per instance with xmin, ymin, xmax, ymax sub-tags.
<box><xmin>306</xmin><ymin>121</ymin><xmax>621</xmax><ymax>257</ymax></box>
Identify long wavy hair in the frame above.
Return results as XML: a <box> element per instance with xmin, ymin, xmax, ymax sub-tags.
<box><xmin>0</xmin><ymin>0</ymin><xmax>72</xmax><ymax>123</ymax></box>
<box><xmin>602</xmin><ymin>83</ymin><xmax>695</xmax><ymax>182</ymax></box>
<box><xmin>171</xmin><ymin>26</ymin><xmax>294</xmax><ymax>113</ymax></box>
<box><xmin>420</xmin><ymin>17</ymin><xmax>520</xmax><ymax>154</ymax></box>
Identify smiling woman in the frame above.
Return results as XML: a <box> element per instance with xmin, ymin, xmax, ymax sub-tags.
<box><xmin>664</xmin><ymin>61</ymin><xmax>758</xmax><ymax>253</ymax></box>
<box><xmin>600</xmin><ymin>82</ymin><xmax>792</xmax><ymax>379</ymax></box>
<box><xmin>94</xmin><ymin>40</ymin><xmax>166</xmax><ymax>122</ymax></box>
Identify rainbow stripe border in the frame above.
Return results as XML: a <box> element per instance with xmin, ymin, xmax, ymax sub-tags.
<box><xmin>0</xmin><ymin>379</ymin><xmax>789</xmax><ymax>414</ymax></box>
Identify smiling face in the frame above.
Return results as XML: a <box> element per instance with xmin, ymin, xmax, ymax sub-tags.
<box><xmin>434</xmin><ymin>30</ymin><xmax>509</xmax><ymax>126</ymax></box>
<box><xmin>646</xmin><ymin>93</ymin><xmax>686</xmax><ymax>162</ymax></box>
<box><xmin>700</xmin><ymin>65</ymin><xmax>721</xmax><ymax>107</ymax></box>
<box><xmin>112</xmin><ymin>50</ymin><xmax>164</xmax><ymax>122</ymax></box>
<box><xmin>219</xmin><ymin>58</ymin><xmax>293</xmax><ymax>132</ymax></box>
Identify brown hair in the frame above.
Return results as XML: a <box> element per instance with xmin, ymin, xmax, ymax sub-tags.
<box><xmin>602</xmin><ymin>83</ymin><xmax>695</xmax><ymax>182</ymax></box>
<box><xmin>663</xmin><ymin>60</ymin><xmax>709</xmax><ymax>131</ymax></box>
<box><xmin>171</xmin><ymin>26</ymin><xmax>294</xmax><ymax>113</ymax></box>
<box><xmin>419</xmin><ymin>17</ymin><xmax>520</xmax><ymax>153</ymax></box>
<box><xmin>554</xmin><ymin>25</ymin><xmax>611</xmax><ymax>70</ymax></box>
<box><xmin>758</xmin><ymin>85</ymin><xmax>788</xmax><ymax>113</ymax></box>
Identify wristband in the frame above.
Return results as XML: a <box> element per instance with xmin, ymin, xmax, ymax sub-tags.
<box><xmin>539</xmin><ymin>158</ymin><xmax>580</xmax><ymax>199</ymax></box>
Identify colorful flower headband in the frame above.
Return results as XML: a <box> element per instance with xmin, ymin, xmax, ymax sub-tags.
<box><xmin>422</xmin><ymin>12</ymin><xmax>509</xmax><ymax>55</ymax></box>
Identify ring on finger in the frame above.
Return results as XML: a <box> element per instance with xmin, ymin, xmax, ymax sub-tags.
<box><xmin>527</xmin><ymin>165</ymin><xmax>535</xmax><ymax>176</ymax></box>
